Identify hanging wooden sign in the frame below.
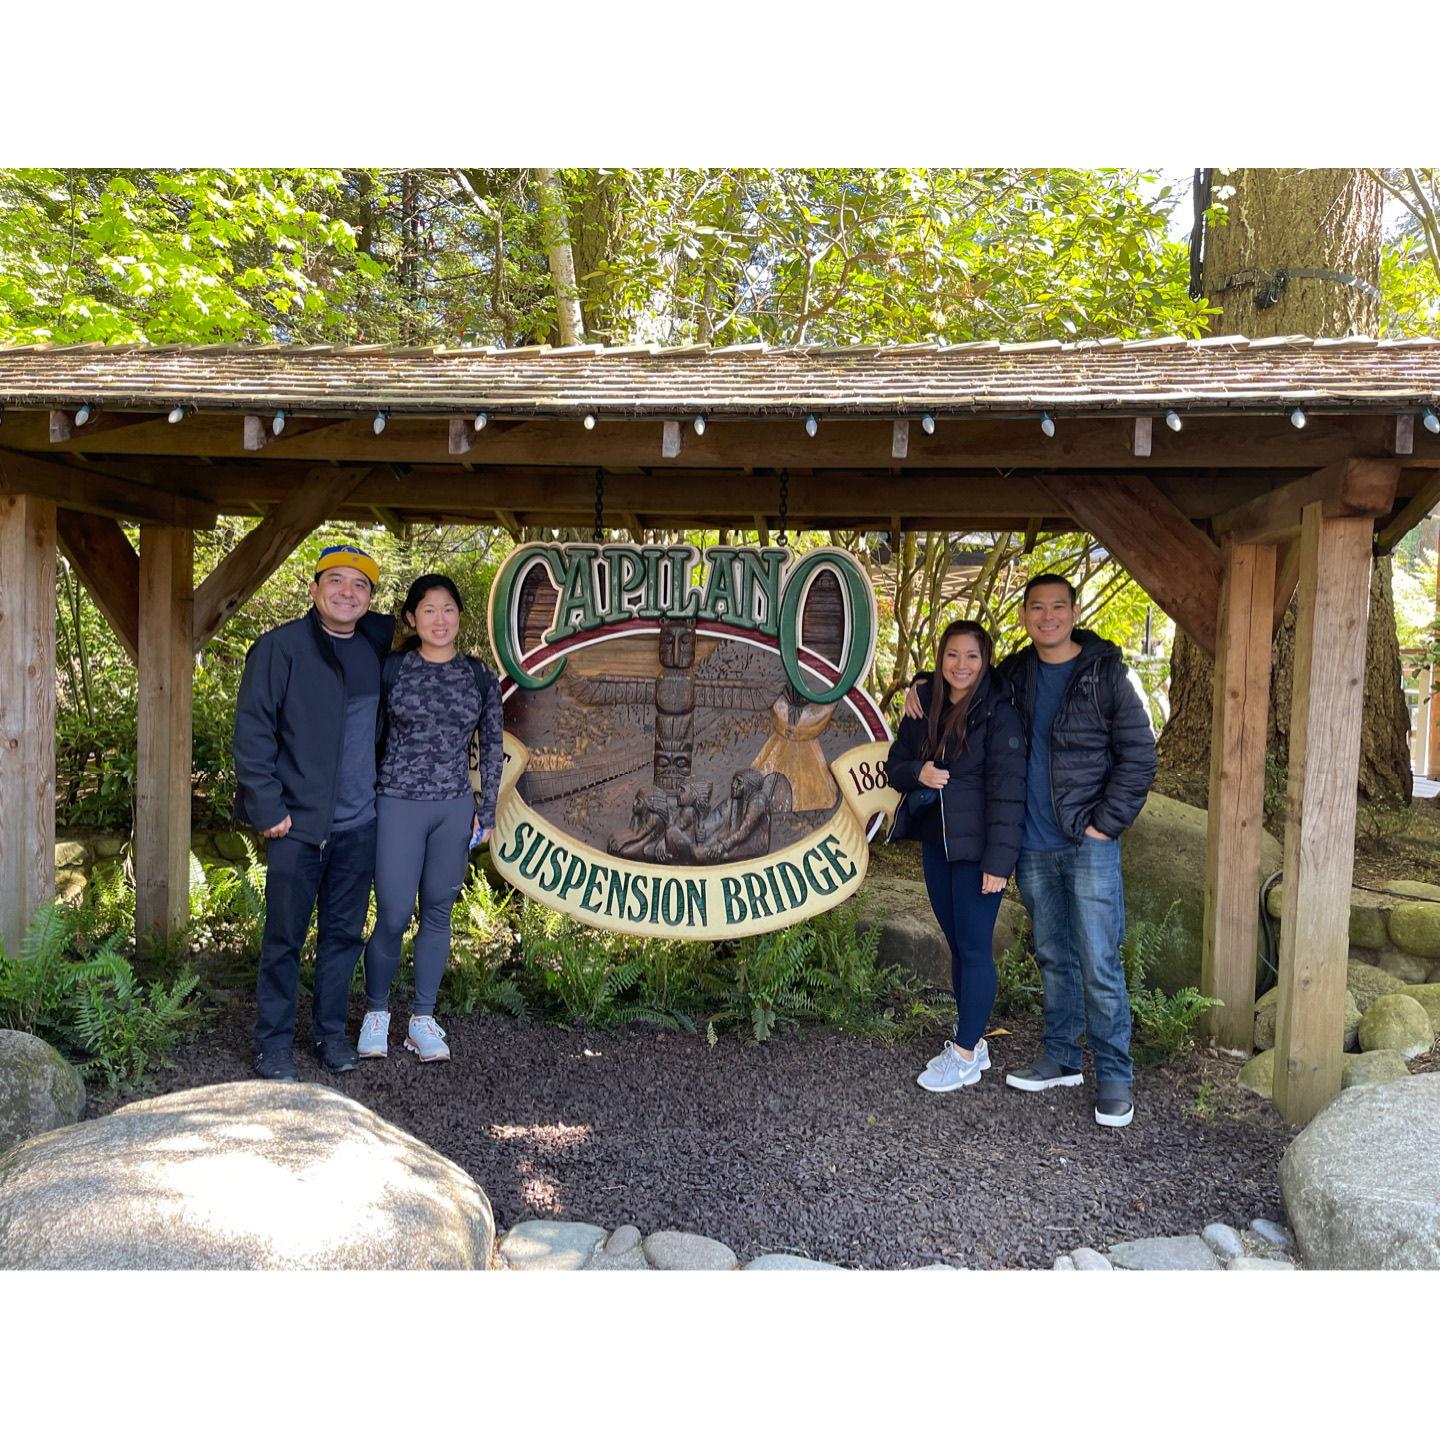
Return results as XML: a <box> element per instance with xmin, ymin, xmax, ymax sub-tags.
<box><xmin>483</xmin><ymin>543</ymin><xmax>900</xmax><ymax>939</ymax></box>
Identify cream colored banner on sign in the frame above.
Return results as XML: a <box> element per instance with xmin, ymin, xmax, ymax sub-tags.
<box><xmin>487</xmin><ymin>735</ymin><xmax>901</xmax><ymax>941</ymax></box>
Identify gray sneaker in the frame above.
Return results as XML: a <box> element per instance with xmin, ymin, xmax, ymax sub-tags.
<box><xmin>1005</xmin><ymin>1054</ymin><xmax>1084</xmax><ymax>1091</ymax></box>
<box><xmin>917</xmin><ymin>1041</ymin><xmax>985</xmax><ymax>1093</ymax></box>
<box><xmin>405</xmin><ymin>1015</ymin><xmax>451</xmax><ymax>1063</ymax></box>
<box><xmin>358</xmin><ymin>1010</ymin><xmax>390</xmax><ymax>1059</ymax></box>
<box><xmin>1095</xmin><ymin>1081</ymin><xmax>1134</xmax><ymax>1128</ymax></box>
<box><xmin>920</xmin><ymin>1036</ymin><xmax>989</xmax><ymax>1081</ymax></box>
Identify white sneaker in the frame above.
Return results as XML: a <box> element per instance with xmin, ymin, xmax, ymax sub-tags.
<box><xmin>358</xmin><ymin>1010</ymin><xmax>390</xmax><ymax>1059</ymax></box>
<box><xmin>405</xmin><ymin>1015</ymin><xmax>451</xmax><ymax>1063</ymax></box>
<box><xmin>919</xmin><ymin>1036</ymin><xmax>989</xmax><ymax>1083</ymax></box>
<box><xmin>917</xmin><ymin>1041</ymin><xmax>985</xmax><ymax>1093</ymax></box>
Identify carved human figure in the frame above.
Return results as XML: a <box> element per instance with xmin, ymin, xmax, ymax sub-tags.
<box><xmin>607</xmin><ymin>787</ymin><xmax>673</xmax><ymax>861</ymax></box>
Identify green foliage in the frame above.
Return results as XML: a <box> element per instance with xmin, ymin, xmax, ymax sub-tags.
<box><xmin>993</xmin><ymin>912</ymin><xmax>1043</xmax><ymax>1019</ymax></box>
<box><xmin>704</xmin><ymin>923</ymin><xmax>821</xmax><ymax>1043</ymax></box>
<box><xmin>1121</xmin><ymin>902</ymin><xmax>1223</xmax><ymax>1065</ymax></box>
<box><xmin>0</xmin><ymin>899</ymin><xmax>201</xmax><ymax>1088</ymax></box>
<box><xmin>443</xmin><ymin>872</ymin><xmax>526</xmax><ymax>1019</ymax></box>
<box><xmin>67</xmin><ymin>963</ymin><xmax>201</xmax><ymax>1088</ymax></box>
<box><xmin>186</xmin><ymin>847</ymin><xmax>268</xmax><ymax>960</ymax></box>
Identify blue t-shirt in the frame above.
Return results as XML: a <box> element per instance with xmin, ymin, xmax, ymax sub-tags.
<box><xmin>1021</xmin><ymin>654</ymin><xmax>1079</xmax><ymax>853</ymax></box>
<box><xmin>329</xmin><ymin>633</ymin><xmax>380</xmax><ymax>832</ymax></box>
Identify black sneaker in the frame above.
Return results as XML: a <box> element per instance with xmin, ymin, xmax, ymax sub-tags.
<box><xmin>254</xmin><ymin>1050</ymin><xmax>299</xmax><ymax>1082</ymax></box>
<box><xmin>312</xmin><ymin>1036</ymin><xmax>359</xmax><ymax>1074</ymax></box>
<box><xmin>1095</xmin><ymin>1084</ymin><xmax>1134</xmax><ymax>1129</ymax></box>
<box><xmin>1005</xmin><ymin>1055</ymin><xmax>1084</xmax><ymax>1092</ymax></box>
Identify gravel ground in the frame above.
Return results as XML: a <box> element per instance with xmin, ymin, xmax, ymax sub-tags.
<box><xmin>89</xmin><ymin>996</ymin><xmax>1298</xmax><ymax>1270</ymax></box>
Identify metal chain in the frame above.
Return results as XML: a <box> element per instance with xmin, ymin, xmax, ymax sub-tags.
<box><xmin>777</xmin><ymin>469</ymin><xmax>790</xmax><ymax>548</ymax></box>
<box><xmin>593</xmin><ymin>467</ymin><xmax>605</xmax><ymax>543</ymax></box>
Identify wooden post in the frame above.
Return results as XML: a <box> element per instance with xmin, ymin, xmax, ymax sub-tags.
<box><xmin>1201</xmin><ymin>537</ymin><xmax>1276</xmax><ymax>1053</ymax></box>
<box><xmin>0</xmin><ymin>494</ymin><xmax>57</xmax><ymax>953</ymax></box>
<box><xmin>1273</xmin><ymin>503</ymin><xmax>1373</xmax><ymax>1125</ymax></box>
<box><xmin>135</xmin><ymin>526</ymin><xmax>194</xmax><ymax>944</ymax></box>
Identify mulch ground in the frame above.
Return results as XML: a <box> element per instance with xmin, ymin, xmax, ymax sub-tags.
<box><xmin>89</xmin><ymin>996</ymin><xmax>1298</xmax><ymax>1270</ymax></box>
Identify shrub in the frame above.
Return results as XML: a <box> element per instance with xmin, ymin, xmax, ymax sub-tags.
<box><xmin>993</xmin><ymin>911</ymin><xmax>1042</xmax><ymax>1018</ymax></box>
<box><xmin>444</xmin><ymin>872</ymin><xmax>527</xmax><ymax>1019</ymax></box>
<box><xmin>1122</xmin><ymin>902</ymin><xmax>1222</xmax><ymax>1065</ymax></box>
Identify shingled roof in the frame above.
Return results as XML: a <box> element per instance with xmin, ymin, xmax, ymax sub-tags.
<box><xmin>1</xmin><ymin>335</ymin><xmax>1438</xmax><ymax>418</ymax></box>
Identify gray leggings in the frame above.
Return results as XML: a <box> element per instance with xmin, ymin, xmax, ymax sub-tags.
<box><xmin>364</xmin><ymin>793</ymin><xmax>473</xmax><ymax>1016</ymax></box>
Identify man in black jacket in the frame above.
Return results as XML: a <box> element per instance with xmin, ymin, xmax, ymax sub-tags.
<box><xmin>233</xmin><ymin>544</ymin><xmax>396</xmax><ymax>1081</ymax></box>
<box><xmin>907</xmin><ymin>574</ymin><xmax>1157</xmax><ymax>1126</ymax></box>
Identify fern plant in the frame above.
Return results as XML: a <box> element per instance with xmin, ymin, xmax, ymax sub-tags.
<box><xmin>67</xmin><ymin>959</ymin><xmax>201</xmax><ymax>1087</ymax></box>
<box><xmin>0</xmin><ymin>900</ymin><xmax>127</xmax><ymax>1035</ymax></box>
<box><xmin>1122</xmin><ymin>901</ymin><xmax>1222</xmax><ymax>1065</ymax></box>
<box><xmin>705</xmin><ymin>924</ymin><xmax>821</xmax><ymax>1042</ymax></box>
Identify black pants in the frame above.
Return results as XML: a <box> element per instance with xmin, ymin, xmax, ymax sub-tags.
<box><xmin>254</xmin><ymin>821</ymin><xmax>377</xmax><ymax>1055</ymax></box>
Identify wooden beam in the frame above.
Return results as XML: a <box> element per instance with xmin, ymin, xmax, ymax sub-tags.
<box><xmin>1037</xmin><ymin>473</ymin><xmax>1223</xmax><ymax>655</ymax></box>
<box><xmin>619</xmin><ymin>512</ymin><xmax>645</xmax><ymax>544</ymax></box>
<box><xmin>193</xmin><ymin>467</ymin><xmax>373</xmax><ymax>652</ymax></box>
<box><xmin>1273</xmin><ymin>505</ymin><xmax>1373</xmax><ymax>1126</ymax></box>
<box><xmin>754</xmin><ymin>515</ymin><xmax>771</xmax><ymax>546</ymax></box>
<box><xmin>0</xmin><ymin>449</ymin><xmax>217</xmax><ymax>528</ymax></box>
<box><xmin>0</xmin><ymin>407</ymin><xmax>1414</xmax><ymax>473</ymax></box>
<box><xmin>1212</xmin><ymin>458</ymin><xmax>1400</xmax><ymax>546</ymax></box>
<box><xmin>0</xmin><ymin>494</ymin><xmax>56</xmax><ymax>952</ymax></box>
<box><xmin>494</xmin><ymin>510</ymin><xmax>522</xmax><ymax>541</ymax></box>
<box><xmin>370</xmin><ymin>506</ymin><xmax>408</xmax><ymax>540</ymax></box>
<box><xmin>1273</xmin><ymin>539</ymin><xmax>1300</xmax><ymax>633</ymax></box>
<box><xmin>1375</xmin><ymin>468</ymin><xmax>1440</xmax><ymax>554</ymax></box>
<box><xmin>136</xmin><ymin>526</ymin><xmax>194</xmax><ymax>944</ymax></box>
<box><xmin>1201</xmin><ymin>538</ymin><xmax>1276</xmax><ymax>1053</ymax></box>
<box><xmin>49</xmin><ymin>409</ymin><xmax>158</xmax><ymax>445</ymax></box>
<box><xmin>55</xmin><ymin>510</ymin><xmax>140</xmax><ymax>663</ymax></box>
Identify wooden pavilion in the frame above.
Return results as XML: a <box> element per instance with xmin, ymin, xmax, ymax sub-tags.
<box><xmin>2</xmin><ymin>334</ymin><xmax>1439</xmax><ymax>1124</ymax></box>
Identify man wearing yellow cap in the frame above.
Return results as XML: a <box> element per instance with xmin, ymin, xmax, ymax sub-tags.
<box><xmin>233</xmin><ymin>544</ymin><xmax>395</xmax><ymax>1081</ymax></box>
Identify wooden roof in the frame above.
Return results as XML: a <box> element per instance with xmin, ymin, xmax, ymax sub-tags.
<box><xmin>2</xmin><ymin>335</ymin><xmax>1440</xmax><ymax>418</ymax></box>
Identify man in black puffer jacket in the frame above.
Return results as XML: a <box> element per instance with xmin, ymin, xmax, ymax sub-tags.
<box><xmin>907</xmin><ymin>574</ymin><xmax>1157</xmax><ymax>1127</ymax></box>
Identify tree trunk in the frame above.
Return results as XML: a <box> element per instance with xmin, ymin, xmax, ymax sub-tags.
<box><xmin>1156</xmin><ymin>168</ymin><xmax>1413</xmax><ymax>807</ymax></box>
<box><xmin>535</xmin><ymin>168</ymin><xmax>585</xmax><ymax>346</ymax></box>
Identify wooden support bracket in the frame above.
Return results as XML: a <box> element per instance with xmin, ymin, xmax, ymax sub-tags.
<box><xmin>0</xmin><ymin>449</ymin><xmax>217</xmax><ymax>528</ymax></box>
<box><xmin>192</xmin><ymin>466</ymin><xmax>374</xmax><ymax>651</ymax></box>
<box><xmin>1036</xmin><ymin>472</ymin><xmax>1222</xmax><ymax>656</ymax></box>
<box><xmin>56</xmin><ymin>510</ymin><xmax>140</xmax><ymax>663</ymax></box>
<box><xmin>1212</xmin><ymin>458</ymin><xmax>1400</xmax><ymax>547</ymax></box>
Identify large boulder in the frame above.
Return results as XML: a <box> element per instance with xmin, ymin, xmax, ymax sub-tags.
<box><xmin>0</xmin><ymin>1031</ymin><xmax>86</xmax><ymax>1154</ymax></box>
<box><xmin>855</xmin><ymin>871</ymin><xmax>1025</xmax><ymax>989</ymax></box>
<box><xmin>1346</xmin><ymin>961</ymin><xmax>1406</xmax><ymax>1014</ymax></box>
<box><xmin>0</xmin><ymin>1081</ymin><xmax>494</xmax><ymax>1269</ymax></box>
<box><xmin>1280</xmin><ymin>1074</ymin><xmax>1440</xmax><ymax>1269</ymax></box>
<box><xmin>1122</xmin><ymin>793</ymin><xmax>1282</xmax><ymax>996</ymax></box>
<box><xmin>1388</xmin><ymin>902</ymin><xmax>1440</xmax><ymax>961</ymax></box>
<box><xmin>1396</xmin><ymin>984</ymin><xmax>1440</xmax><ymax>1033</ymax></box>
<box><xmin>1341</xmin><ymin>1050</ymin><xmax>1410</xmax><ymax>1089</ymax></box>
<box><xmin>1253</xmin><ymin>989</ymin><xmax>1360</xmax><ymax>1053</ymax></box>
<box><xmin>1357</xmin><ymin>994</ymin><xmax>1435</xmax><ymax>1059</ymax></box>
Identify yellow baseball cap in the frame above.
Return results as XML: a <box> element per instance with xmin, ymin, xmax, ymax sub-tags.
<box><xmin>315</xmin><ymin>544</ymin><xmax>379</xmax><ymax>588</ymax></box>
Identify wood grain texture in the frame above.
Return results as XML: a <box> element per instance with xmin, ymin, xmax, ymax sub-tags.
<box><xmin>1213</xmin><ymin>457</ymin><xmax>1400</xmax><ymax>546</ymax></box>
<box><xmin>0</xmin><ymin>494</ymin><xmax>56</xmax><ymax>952</ymax></box>
<box><xmin>0</xmin><ymin>448</ymin><xmax>217</xmax><ymax>528</ymax></box>
<box><xmin>192</xmin><ymin>467</ymin><xmax>373</xmax><ymax>652</ymax></box>
<box><xmin>1037</xmin><ymin>472</ymin><xmax>1223</xmax><ymax>655</ymax></box>
<box><xmin>1273</xmin><ymin>506</ymin><xmax>1373</xmax><ymax>1124</ymax></box>
<box><xmin>56</xmin><ymin>509</ymin><xmax>140</xmax><ymax>663</ymax></box>
<box><xmin>135</xmin><ymin>526</ymin><xmax>194</xmax><ymax>943</ymax></box>
<box><xmin>1201</xmin><ymin>538</ymin><xmax>1276</xmax><ymax>1052</ymax></box>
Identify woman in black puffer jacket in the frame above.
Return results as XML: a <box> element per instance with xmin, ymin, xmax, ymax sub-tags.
<box><xmin>887</xmin><ymin>620</ymin><xmax>1027</xmax><ymax>1093</ymax></box>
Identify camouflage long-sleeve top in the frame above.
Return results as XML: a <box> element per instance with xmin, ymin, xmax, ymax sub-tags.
<box><xmin>378</xmin><ymin>649</ymin><xmax>505</xmax><ymax>826</ymax></box>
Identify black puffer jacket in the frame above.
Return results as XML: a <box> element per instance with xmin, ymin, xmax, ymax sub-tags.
<box><xmin>886</xmin><ymin>670</ymin><xmax>1028</xmax><ymax>878</ymax></box>
<box><xmin>995</xmin><ymin>628</ymin><xmax>1157</xmax><ymax>844</ymax></box>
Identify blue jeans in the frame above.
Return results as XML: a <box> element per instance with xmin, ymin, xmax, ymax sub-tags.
<box><xmin>1015</xmin><ymin>837</ymin><xmax>1133</xmax><ymax>1085</ymax></box>
<box><xmin>920</xmin><ymin>844</ymin><xmax>1003</xmax><ymax>1051</ymax></box>
<box><xmin>255</xmin><ymin>820</ymin><xmax>377</xmax><ymax>1055</ymax></box>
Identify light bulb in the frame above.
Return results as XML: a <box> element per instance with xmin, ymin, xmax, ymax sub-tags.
<box><xmin>373</xmin><ymin>411</ymin><xmax>388</xmax><ymax>435</ymax></box>
<box><xmin>272</xmin><ymin>409</ymin><xmax>286</xmax><ymax>435</ymax></box>
<box><xmin>693</xmin><ymin>415</ymin><xmax>706</xmax><ymax>436</ymax></box>
<box><xmin>474</xmin><ymin>412</ymin><xmax>488</xmax><ymax>431</ymax></box>
<box><xmin>1289</xmin><ymin>407</ymin><xmax>1306</xmax><ymax>429</ymax></box>
<box><xmin>168</xmin><ymin>406</ymin><xmax>186</xmax><ymax>424</ymax></box>
<box><xmin>1165</xmin><ymin>410</ymin><xmax>1182</xmax><ymax>432</ymax></box>
<box><xmin>76</xmin><ymin>403</ymin><xmax>92</xmax><ymax>426</ymax></box>
<box><xmin>921</xmin><ymin>413</ymin><xmax>935</xmax><ymax>435</ymax></box>
<box><xmin>1040</xmin><ymin>411</ymin><xmax>1055</xmax><ymax>439</ymax></box>
<box><xmin>805</xmin><ymin>414</ymin><xmax>818</xmax><ymax>438</ymax></box>
<box><xmin>583</xmin><ymin>413</ymin><xmax>596</xmax><ymax>430</ymax></box>
<box><xmin>1423</xmin><ymin>407</ymin><xmax>1439</xmax><ymax>435</ymax></box>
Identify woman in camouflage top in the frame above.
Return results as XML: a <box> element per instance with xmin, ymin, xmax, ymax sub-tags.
<box><xmin>359</xmin><ymin>574</ymin><xmax>504</xmax><ymax>1063</ymax></box>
